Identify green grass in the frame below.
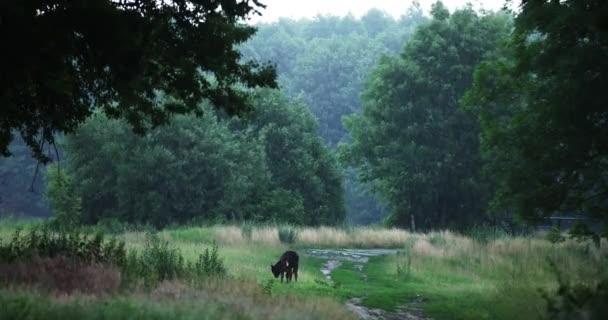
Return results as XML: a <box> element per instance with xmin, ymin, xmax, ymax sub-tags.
<box><xmin>0</xmin><ymin>219</ymin><xmax>606</xmax><ymax>320</ymax></box>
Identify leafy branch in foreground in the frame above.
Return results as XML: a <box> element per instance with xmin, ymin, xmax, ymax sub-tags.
<box><xmin>0</xmin><ymin>0</ymin><xmax>277</xmax><ymax>163</ymax></box>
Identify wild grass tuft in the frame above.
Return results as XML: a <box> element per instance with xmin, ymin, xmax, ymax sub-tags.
<box><xmin>278</xmin><ymin>225</ymin><xmax>298</xmax><ymax>244</ymax></box>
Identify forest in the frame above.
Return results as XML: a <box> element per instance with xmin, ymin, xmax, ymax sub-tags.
<box><xmin>0</xmin><ymin>1</ymin><xmax>606</xmax><ymax>319</ymax></box>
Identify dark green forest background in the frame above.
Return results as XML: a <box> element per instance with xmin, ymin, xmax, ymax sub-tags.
<box><xmin>1</xmin><ymin>0</ymin><xmax>606</xmax><ymax>235</ymax></box>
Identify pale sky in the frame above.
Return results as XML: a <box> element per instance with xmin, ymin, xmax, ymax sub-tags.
<box><xmin>249</xmin><ymin>0</ymin><xmax>513</xmax><ymax>23</ymax></box>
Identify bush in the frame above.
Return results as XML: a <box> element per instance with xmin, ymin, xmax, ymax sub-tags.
<box><xmin>569</xmin><ymin>221</ymin><xmax>600</xmax><ymax>247</ymax></box>
<box><xmin>123</xmin><ymin>234</ymin><xmax>227</xmax><ymax>286</ymax></box>
<box><xmin>0</xmin><ymin>228</ymin><xmax>126</xmax><ymax>267</ymax></box>
<box><xmin>542</xmin><ymin>263</ymin><xmax>608</xmax><ymax>319</ymax></box>
<box><xmin>278</xmin><ymin>225</ymin><xmax>298</xmax><ymax>244</ymax></box>
<box><xmin>126</xmin><ymin>233</ymin><xmax>185</xmax><ymax>284</ymax></box>
<box><xmin>467</xmin><ymin>224</ymin><xmax>509</xmax><ymax>243</ymax></box>
<box><xmin>546</xmin><ymin>225</ymin><xmax>566</xmax><ymax>243</ymax></box>
<box><xmin>428</xmin><ymin>233</ymin><xmax>447</xmax><ymax>247</ymax></box>
<box><xmin>44</xmin><ymin>165</ymin><xmax>82</xmax><ymax>231</ymax></box>
<box><xmin>193</xmin><ymin>242</ymin><xmax>226</xmax><ymax>277</ymax></box>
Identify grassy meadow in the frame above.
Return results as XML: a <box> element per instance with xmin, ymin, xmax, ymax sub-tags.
<box><xmin>0</xmin><ymin>219</ymin><xmax>606</xmax><ymax>320</ymax></box>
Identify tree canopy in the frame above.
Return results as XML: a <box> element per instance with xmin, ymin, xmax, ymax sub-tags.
<box><xmin>49</xmin><ymin>89</ymin><xmax>343</xmax><ymax>227</ymax></box>
<box><xmin>342</xmin><ymin>3</ymin><xmax>513</xmax><ymax>230</ymax></box>
<box><xmin>463</xmin><ymin>0</ymin><xmax>608</xmax><ymax>225</ymax></box>
<box><xmin>240</xmin><ymin>6</ymin><xmax>426</xmax><ymax>224</ymax></box>
<box><xmin>0</xmin><ymin>0</ymin><xmax>277</xmax><ymax>163</ymax></box>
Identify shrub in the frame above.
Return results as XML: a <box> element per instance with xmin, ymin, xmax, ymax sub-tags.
<box><xmin>241</xmin><ymin>221</ymin><xmax>253</xmax><ymax>239</ymax></box>
<box><xmin>467</xmin><ymin>224</ymin><xmax>509</xmax><ymax>243</ymax></box>
<box><xmin>569</xmin><ymin>222</ymin><xmax>600</xmax><ymax>247</ymax></box>
<box><xmin>129</xmin><ymin>233</ymin><xmax>185</xmax><ymax>283</ymax></box>
<box><xmin>278</xmin><ymin>225</ymin><xmax>298</xmax><ymax>244</ymax></box>
<box><xmin>428</xmin><ymin>233</ymin><xmax>447</xmax><ymax>247</ymax></box>
<box><xmin>193</xmin><ymin>242</ymin><xmax>226</xmax><ymax>277</ymax></box>
<box><xmin>44</xmin><ymin>165</ymin><xmax>82</xmax><ymax>231</ymax></box>
<box><xmin>546</xmin><ymin>226</ymin><xmax>566</xmax><ymax>243</ymax></box>
<box><xmin>0</xmin><ymin>228</ymin><xmax>126</xmax><ymax>266</ymax></box>
<box><xmin>542</xmin><ymin>263</ymin><xmax>608</xmax><ymax>319</ymax></box>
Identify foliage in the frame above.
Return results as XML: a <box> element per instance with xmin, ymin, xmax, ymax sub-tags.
<box><xmin>240</xmin><ymin>6</ymin><xmax>426</xmax><ymax>224</ymax></box>
<box><xmin>542</xmin><ymin>263</ymin><xmax>608</xmax><ymax>320</ymax></box>
<box><xmin>467</xmin><ymin>224</ymin><xmax>511</xmax><ymax>243</ymax></box>
<box><xmin>242</xmin><ymin>89</ymin><xmax>345</xmax><ymax>225</ymax></box>
<box><xmin>61</xmin><ymin>111</ymin><xmax>269</xmax><ymax>227</ymax></box>
<box><xmin>0</xmin><ymin>0</ymin><xmax>277</xmax><ymax>163</ymax></box>
<box><xmin>124</xmin><ymin>234</ymin><xmax>226</xmax><ymax>284</ymax></box>
<box><xmin>0</xmin><ymin>228</ymin><xmax>126</xmax><ymax>267</ymax></box>
<box><xmin>241</xmin><ymin>221</ymin><xmax>254</xmax><ymax>239</ymax></box>
<box><xmin>462</xmin><ymin>0</ymin><xmax>608</xmax><ymax>231</ymax></box>
<box><xmin>0</xmin><ymin>222</ymin><xmax>606</xmax><ymax>320</ymax></box>
<box><xmin>44</xmin><ymin>164</ymin><xmax>82</xmax><ymax>231</ymax></box>
<box><xmin>546</xmin><ymin>226</ymin><xmax>566</xmax><ymax>244</ymax></box>
<box><xmin>568</xmin><ymin>222</ymin><xmax>600</xmax><ymax>247</ymax></box>
<box><xmin>342</xmin><ymin>3</ymin><xmax>513</xmax><ymax>230</ymax></box>
<box><xmin>56</xmin><ymin>88</ymin><xmax>343</xmax><ymax>227</ymax></box>
<box><xmin>128</xmin><ymin>234</ymin><xmax>185</xmax><ymax>283</ymax></box>
<box><xmin>278</xmin><ymin>225</ymin><xmax>298</xmax><ymax>244</ymax></box>
<box><xmin>194</xmin><ymin>242</ymin><xmax>226</xmax><ymax>277</ymax></box>
<box><xmin>241</xmin><ymin>6</ymin><xmax>425</xmax><ymax>147</ymax></box>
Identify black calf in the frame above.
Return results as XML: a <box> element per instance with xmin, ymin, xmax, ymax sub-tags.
<box><xmin>271</xmin><ymin>250</ymin><xmax>299</xmax><ymax>283</ymax></box>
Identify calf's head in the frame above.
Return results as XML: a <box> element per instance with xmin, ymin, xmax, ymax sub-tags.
<box><xmin>270</xmin><ymin>263</ymin><xmax>281</xmax><ymax>278</ymax></box>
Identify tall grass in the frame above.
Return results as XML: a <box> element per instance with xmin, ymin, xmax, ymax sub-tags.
<box><xmin>0</xmin><ymin>278</ymin><xmax>354</xmax><ymax>320</ymax></box>
<box><xmin>166</xmin><ymin>225</ymin><xmax>417</xmax><ymax>248</ymax></box>
<box><xmin>1</xmin><ymin>220</ymin><xmax>605</xmax><ymax>320</ymax></box>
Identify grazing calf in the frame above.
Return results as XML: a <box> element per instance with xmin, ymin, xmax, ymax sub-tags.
<box><xmin>271</xmin><ymin>250</ymin><xmax>299</xmax><ymax>283</ymax></box>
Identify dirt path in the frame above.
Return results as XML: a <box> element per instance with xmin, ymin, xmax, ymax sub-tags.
<box><xmin>307</xmin><ymin>249</ymin><xmax>432</xmax><ymax>320</ymax></box>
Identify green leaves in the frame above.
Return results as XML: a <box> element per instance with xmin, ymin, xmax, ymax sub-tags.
<box><xmin>464</xmin><ymin>0</ymin><xmax>608</xmax><ymax>228</ymax></box>
<box><xmin>54</xmin><ymin>89</ymin><xmax>343</xmax><ymax>227</ymax></box>
<box><xmin>343</xmin><ymin>6</ymin><xmax>513</xmax><ymax>230</ymax></box>
<box><xmin>0</xmin><ymin>0</ymin><xmax>277</xmax><ymax>162</ymax></box>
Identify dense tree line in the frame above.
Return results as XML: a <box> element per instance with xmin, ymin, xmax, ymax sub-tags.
<box><xmin>463</xmin><ymin>0</ymin><xmax>608</xmax><ymax>229</ymax></box>
<box><xmin>0</xmin><ymin>0</ymin><xmax>276</xmax><ymax>163</ymax></box>
<box><xmin>3</xmin><ymin>0</ymin><xmax>606</xmax><ymax>234</ymax></box>
<box><xmin>342</xmin><ymin>3</ymin><xmax>512</xmax><ymax>230</ymax></box>
<box><xmin>241</xmin><ymin>6</ymin><xmax>425</xmax><ymax>146</ymax></box>
<box><xmin>241</xmin><ymin>6</ymin><xmax>426</xmax><ymax>224</ymax></box>
<box><xmin>47</xmin><ymin>90</ymin><xmax>344</xmax><ymax>227</ymax></box>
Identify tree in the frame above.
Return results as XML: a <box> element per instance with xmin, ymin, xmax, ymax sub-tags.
<box><xmin>463</xmin><ymin>0</ymin><xmax>608</xmax><ymax>226</ymax></box>
<box><xmin>56</xmin><ymin>89</ymin><xmax>344</xmax><ymax>227</ymax></box>
<box><xmin>0</xmin><ymin>137</ymin><xmax>51</xmax><ymax>217</ymax></box>
<box><xmin>45</xmin><ymin>163</ymin><xmax>82</xmax><ymax>230</ymax></box>
<box><xmin>241</xmin><ymin>9</ymin><xmax>425</xmax><ymax>225</ymax></box>
<box><xmin>0</xmin><ymin>0</ymin><xmax>277</xmax><ymax>163</ymax></box>
<box><xmin>60</xmin><ymin>110</ymin><xmax>271</xmax><ymax>227</ymax></box>
<box><xmin>239</xmin><ymin>89</ymin><xmax>345</xmax><ymax>225</ymax></box>
<box><xmin>342</xmin><ymin>3</ymin><xmax>512</xmax><ymax>230</ymax></box>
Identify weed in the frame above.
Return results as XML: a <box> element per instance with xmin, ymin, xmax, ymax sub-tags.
<box><xmin>428</xmin><ymin>233</ymin><xmax>447</xmax><ymax>247</ymax></box>
<box><xmin>546</xmin><ymin>226</ymin><xmax>566</xmax><ymax>243</ymax></box>
<box><xmin>0</xmin><ymin>228</ymin><xmax>127</xmax><ymax>266</ymax></box>
<box><xmin>132</xmin><ymin>233</ymin><xmax>185</xmax><ymax>283</ymax></box>
<box><xmin>263</xmin><ymin>279</ymin><xmax>274</xmax><ymax>295</ymax></box>
<box><xmin>395</xmin><ymin>250</ymin><xmax>412</xmax><ymax>279</ymax></box>
<box><xmin>541</xmin><ymin>261</ymin><xmax>608</xmax><ymax>319</ymax></box>
<box><xmin>468</xmin><ymin>224</ymin><xmax>509</xmax><ymax>243</ymax></box>
<box><xmin>278</xmin><ymin>225</ymin><xmax>298</xmax><ymax>244</ymax></box>
<box><xmin>194</xmin><ymin>242</ymin><xmax>226</xmax><ymax>277</ymax></box>
<box><xmin>241</xmin><ymin>221</ymin><xmax>254</xmax><ymax>240</ymax></box>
